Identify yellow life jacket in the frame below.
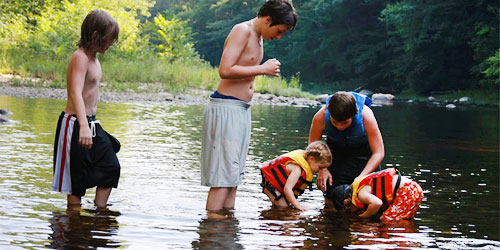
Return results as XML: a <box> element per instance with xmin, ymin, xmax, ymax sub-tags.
<box><xmin>261</xmin><ymin>150</ymin><xmax>314</xmax><ymax>198</ymax></box>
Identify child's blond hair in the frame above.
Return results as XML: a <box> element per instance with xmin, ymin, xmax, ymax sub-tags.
<box><xmin>305</xmin><ymin>141</ymin><xmax>332</xmax><ymax>167</ymax></box>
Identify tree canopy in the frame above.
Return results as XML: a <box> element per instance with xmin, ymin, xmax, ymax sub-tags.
<box><xmin>1</xmin><ymin>0</ymin><xmax>498</xmax><ymax>95</ymax></box>
<box><xmin>165</xmin><ymin>0</ymin><xmax>498</xmax><ymax>94</ymax></box>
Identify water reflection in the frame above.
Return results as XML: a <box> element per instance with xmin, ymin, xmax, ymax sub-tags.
<box><xmin>259</xmin><ymin>207</ymin><xmax>305</xmax><ymax>221</ymax></box>
<box><xmin>192</xmin><ymin>211</ymin><xmax>243</xmax><ymax>250</ymax></box>
<box><xmin>254</xmin><ymin>208</ymin><xmax>307</xmax><ymax>248</ymax></box>
<box><xmin>348</xmin><ymin>220</ymin><xmax>423</xmax><ymax>248</ymax></box>
<box><xmin>0</xmin><ymin>95</ymin><xmax>499</xmax><ymax>249</ymax></box>
<box><xmin>47</xmin><ymin>209</ymin><xmax>121</xmax><ymax>249</ymax></box>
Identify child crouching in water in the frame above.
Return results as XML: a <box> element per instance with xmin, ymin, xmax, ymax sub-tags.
<box><xmin>330</xmin><ymin>168</ymin><xmax>424</xmax><ymax>222</ymax></box>
<box><xmin>260</xmin><ymin>141</ymin><xmax>332</xmax><ymax>211</ymax></box>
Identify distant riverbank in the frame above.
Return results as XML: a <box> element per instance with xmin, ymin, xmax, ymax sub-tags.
<box><xmin>1</xmin><ymin>74</ymin><xmax>496</xmax><ymax>108</ymax></box>
<box><xmin>0</xmin><ymin>74</ymin><xmax>320</xmax><ymax>107</ymax></box>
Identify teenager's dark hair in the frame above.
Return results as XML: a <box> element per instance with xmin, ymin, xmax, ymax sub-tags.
<box><xmin>77</xmin><ymin>10</ymin><xmax>119</xmax><ymax>51</ymax></box>
<box><xmin>328</xmin><ymin>91</ymin><xmax>358</xmax><ymax>122</ymax></box>
<box><xmin>258</xmin><ymin>0</ymin><xmax>298</xmax><ymax>30</ymax></box>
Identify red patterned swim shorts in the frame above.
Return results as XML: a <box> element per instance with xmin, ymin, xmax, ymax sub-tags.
<box><xmin>381</xmin><ymin>181</ymin><xmax>423</xmax><ymax>222</ymax></box>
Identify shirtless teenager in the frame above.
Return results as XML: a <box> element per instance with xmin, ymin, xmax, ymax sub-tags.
<box><xmin>201</xmin><ymin>0</ymin><xmax>298</xmax><ymax>211</ymax></box>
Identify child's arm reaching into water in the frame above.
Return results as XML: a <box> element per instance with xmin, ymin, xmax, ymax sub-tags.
<box><xmin>283</xmin><ymin>164</ymin><xmax>308</xmax><ymax>211</ymax></box>
<box><xmin>357</xmin><ymin>187</ymin><xmax>382</xmax><ymax>218</ymax></box>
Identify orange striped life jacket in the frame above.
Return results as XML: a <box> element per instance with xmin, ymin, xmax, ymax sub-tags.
<box><xmin>352</xmin><ymin>168</ymin><xmax>401</xmax><ymax>209</ymax></box>
<box><xmin>261</xmin><ymin>150</ymin><xmax>313</xmax><ymax>199</ymax></box>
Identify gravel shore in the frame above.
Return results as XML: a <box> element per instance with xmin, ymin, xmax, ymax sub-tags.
<box><xmin>0</xmin><ymin>74</ymin><xmax>321</xmax><ymax>107</ymax></box>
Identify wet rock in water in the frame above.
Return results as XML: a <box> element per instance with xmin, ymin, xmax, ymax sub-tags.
<box><xmin>446</xmin><ymin>104</ymin><xmax>457</xmax><ymax>109</ymax></box>
<box><xmin>316</xmin><ymin>94</ymin><xmax>328</xmax><ymax>103</ymax></box>
<box><xmin>0</xmin><ymin>115</ymin><xmax>10</xmax><ymax>123</ymax></box>
<box><xmin>277</xmin><ymin>96</ymin><xmax>287</xmax><ymax>103</ymax></box>
<box><xmin>458</xmin><ymin>96</ymin><xmax>472</xmax><ymax>104</ymax></box>
<box><xmin>372</xmin><ymin>93</ymin><xmax>395</xmax><ymax>106</ymax></box>
<box><xmin>427</xmin><ymin>96</ymin><xmax>437</xmax><ymax>102</ymax></box>
<box><xmin>0</xmin><ymin>109</ymin><xmax>12</xmax><ymax>115</ymax></box>
<box><xmin>372</xmin><ymin>93</ymin><xmax>395</xmax><ymax>101</ymax></box>
<box><xmin>259</xmin><ymin>93</ymin><xmax>275</xmax><ymax>101</ymax></box>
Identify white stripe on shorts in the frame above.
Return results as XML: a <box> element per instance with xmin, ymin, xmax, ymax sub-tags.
<box><xmin>51</xmin><ymin>113</ymin><xmax>76</xmax><ymax>194</ymax></box>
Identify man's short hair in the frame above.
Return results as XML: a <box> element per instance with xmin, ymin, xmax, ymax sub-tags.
<box><xmin>327</xmin><ymin>91</ymin><xmax>357</xmax><ymax>122</ymax></box>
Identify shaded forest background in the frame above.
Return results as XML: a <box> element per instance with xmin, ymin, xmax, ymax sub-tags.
<box><xmin>1</xmin><ymin>0</ymin><xmax>498</xmax><ymax>97</ymax></box>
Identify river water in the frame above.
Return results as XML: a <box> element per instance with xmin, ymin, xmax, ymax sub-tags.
<box><xmin>0</xmin><ymin>95</ymin><xmax>498</xmax><ymax>249</ymax></box>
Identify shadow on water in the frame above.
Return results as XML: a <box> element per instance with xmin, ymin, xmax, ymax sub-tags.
<box><xmin>47</xmin><ymin>209</ymin><xmax>121</xmax><ymax>249</ymax></box>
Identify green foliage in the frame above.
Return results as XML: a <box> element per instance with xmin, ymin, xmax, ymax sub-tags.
<box><xmin>274</xmin><ymin>0</ymin><xmax>390</xmax><ymax>89</ymax></box>
<box><xmin>180</xmin><ymin>0</ymin><xmax>260</xmax><ymax>64</ymax></box>
<box><xmin>1</xmin><ymin>0</ymin><xmax>498</xmax><ymax>99</ymax></box>
<box><xmin>101</xmin><ymin>56</ymin><xmax>219</xmax><ymax>93</ymax></box>
<box><xmin>166</xmin><ymin>0</ymin><xmax>498</xmax><ymax>95</ymax></box>
<box><xmin>469</xmin><ymin>0</ymin><xmax>499</xmax><ymax>82</ymax></box>
<box><xmin>146</xmin><ymin>14</ymin><xmax>198</xmax><ymax>61</ymax></box>
<box><xmin>2</xmin><ymin>46</ymin><xmax>68</xmax><ymax>83</ymax></box>
<box><xmin>254</xmin><ymin>76</ymin><xmax>314</xmax><ymax>99</ymax></box>
<box><xmin>9</xmin><ymin>0</ymin><xmax>154</xmax><ymax>59</ymax></box>
<box><xmin>380</xmin><ymin>0</ymin><xmax>498</xmax><ymax>94</ymax></box>
<box><xmin>0</xmin><ymin>8</ymin><xmax>30</xmax><ymax>51</ymax></box>
<box><xmin>482</xmin><ymin>49</ymin><xmax>500</xmax><ymax>84</ymax></box>
<box><xmin>0</xmin><ymin>0</ymin><xmax>46</xmax><ymax>34</ymax></box>
<box><xmin>288</xmin><ymin>75</ymin><xmax>300</xmax><ymax>89</ymax></box>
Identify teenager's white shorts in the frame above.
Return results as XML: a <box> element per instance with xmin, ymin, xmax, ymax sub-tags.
<box><xmin>201</xmin><ymin>97</ymin><xmax>251</xmax><ymax>187</ymax></box>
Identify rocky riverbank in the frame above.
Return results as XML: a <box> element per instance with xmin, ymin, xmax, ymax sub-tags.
<box><xmin>0</xmin><ymin>74</ymin><xmax>321</xmax><ymax>107</ymax></box>
<box><xmin>1</xmin><ymin>74</ymin><xmax>492</xmax><ymax>108</ymax></box>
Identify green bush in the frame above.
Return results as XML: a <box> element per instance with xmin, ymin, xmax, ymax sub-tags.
<box><xmin>145</xmin><ymin>14</ymin><xmax>199</xmax><ymax>62</ymax></box>
<box><xmin>482</xmin><ymin>49</ymin><xmax>500</xmax><ymax>85</ymax></box>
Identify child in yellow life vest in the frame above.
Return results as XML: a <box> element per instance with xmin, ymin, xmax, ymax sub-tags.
<box><xmin>260</xmin><ymin>141</ymin><xmax>332</xmax><ymax>211</ymax></box>
<box><xmin>331</xmin><ymin>168</ymin><xmax>424</xmax><ymax>222</ymax></box>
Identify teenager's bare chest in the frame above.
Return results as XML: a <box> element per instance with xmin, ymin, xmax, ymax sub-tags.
<box><xmin>239</xmin><ymin>36</ymin><xmax>263</xmax><ymax>66</ymax></box>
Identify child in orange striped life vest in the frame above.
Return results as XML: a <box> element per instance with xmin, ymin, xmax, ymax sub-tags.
<box><xmin>260</xmin><ymin>141</ymin><xmax>332</xmax><ymax>211</ymax></box>
<box><xmin>331</xmin><ymin>168</ymin><xmax>424</xmax><ymax>222</ymax></box>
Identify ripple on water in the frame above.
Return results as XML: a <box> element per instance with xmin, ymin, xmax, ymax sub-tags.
<box><xmin>0</xmin><ymin>96</ymin><xmax>498</xmax><ymax>248</ymax></box>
